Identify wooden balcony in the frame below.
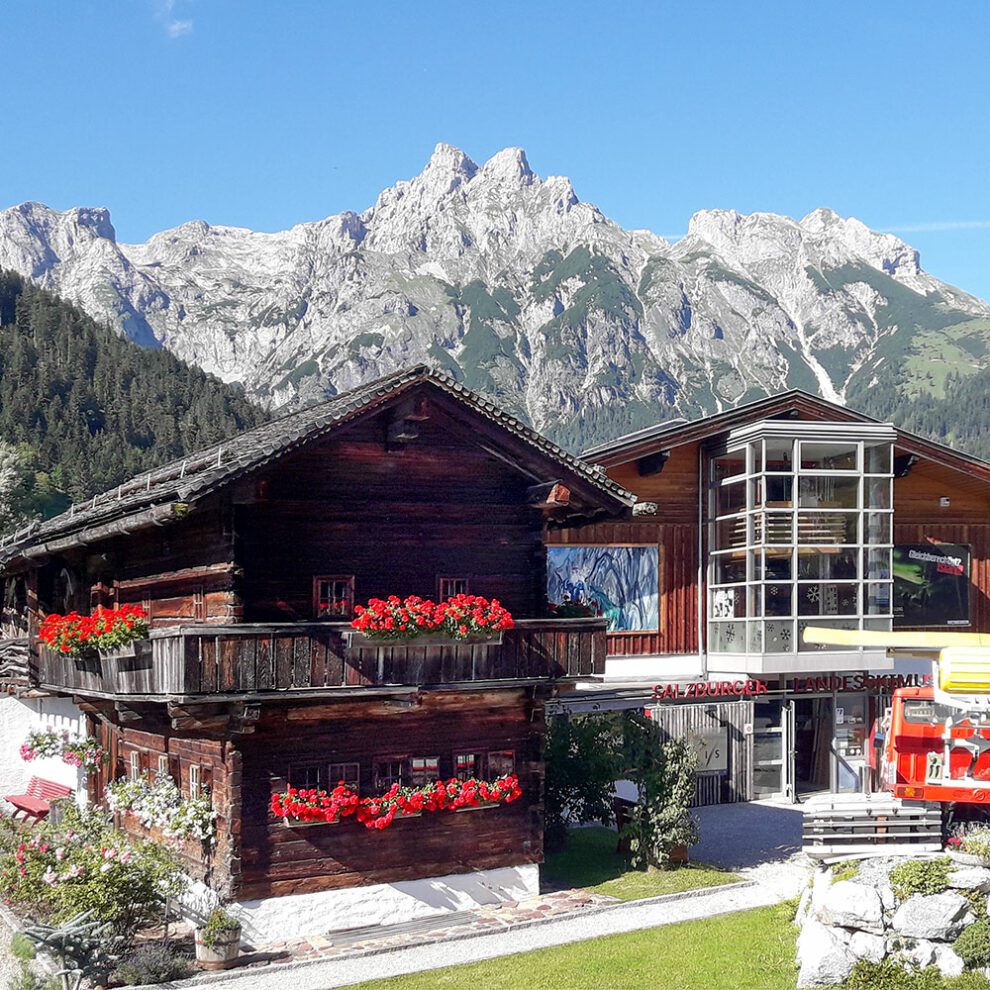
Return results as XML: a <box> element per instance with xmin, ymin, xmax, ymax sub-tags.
<box><xmin>32</xmin><ymin>618</ymin><xmax>607</xmax><ymax>699</ymax></box>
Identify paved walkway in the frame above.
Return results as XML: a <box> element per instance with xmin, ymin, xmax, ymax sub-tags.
<box><xmin>182</xmin><ymin>879</ymin><xmax>784</xmax><ymax>990</ymax></box>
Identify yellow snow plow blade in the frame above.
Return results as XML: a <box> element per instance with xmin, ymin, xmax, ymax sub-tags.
<box><xmin>938</xmin><ymin>648</ymin><xmax>990</xmax><ymax>694</ymax></box>
<box><xmin>801</xmin><ymin>627</ymin><xmax>990</xmax><ymax>649</ymax></box>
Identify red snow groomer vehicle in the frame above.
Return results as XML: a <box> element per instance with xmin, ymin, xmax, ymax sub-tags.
<box><xmin>804</xmin><ymin>628</ymin><xmax>990</xmax><ymax>809</ymax></box>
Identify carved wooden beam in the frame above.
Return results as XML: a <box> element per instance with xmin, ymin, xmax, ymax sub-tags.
<box><xmin>526</xmin><ymin>482</ymin><xmax>571</xmax><ymax>509</ymax></box>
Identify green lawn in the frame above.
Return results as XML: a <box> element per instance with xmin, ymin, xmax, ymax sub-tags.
<box><xmin>351</xmin><ymin>901</ymin><xmax>798</xmax><ymax>990</ymax></box>
<box><xmin>541</xmin><ymin>826</ymin><xmax>743</xmax><ymax>901</ymax></box>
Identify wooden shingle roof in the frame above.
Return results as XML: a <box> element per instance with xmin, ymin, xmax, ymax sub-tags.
<box><xmin>0</xmin><ymin>365</ymin><xmax>634</xmax><ymax>567</ymax></box>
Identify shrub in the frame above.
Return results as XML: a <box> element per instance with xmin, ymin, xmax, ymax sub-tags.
<box><xmin>6</xmin><ymin>963</ymin><xmax>60</xmax><ymax>990</ymax></box>
<box><xmin>955</xmin><ymin>918</ymin><xmax>990</xmax><ymax>969</ymax></box>
<box><xmin>621</xmin><ymin>716</ymin><xmax>699</xmax><ymax>871</ymax></box>
<box><xmin>947</xmin><ymin>972</ymin><xmax>990</xmax><ymax>989</ymax></box>
<box><xmin>114</xmin><ymin>944</ymin><xmax>193</xmax><ymax>985</ymax></box>
<box><xmin>961</xmin><ymin>827</ymin><xmax>990</xmax><ymax>862</ymax></box>
<box><xmin>544</xmin><ymin>713</ymin><xmax>622</xmax><ymax>852</ymax></box>
<box><xmin>847</xmin><ymin>959</ymin><xmax>944</xmax><ymax>990</ymax></box>
<box><xmin>0</xmin><ymin>803</ymin><xmax>183</xmax><ymax>942</ymax></box>
<box><xmin>199</xmin><ymin>907</ymin><xmax>241</xmax><ymax>949</ymax></box>
<box><xmin>9</xmin><ymin>933</ymin><xmax>36</xmax><ymax>960</ymax></box>
<box><xmin>890</xmin><ymin>858</ymin><xmax>952</xmax><ymax>900</ymax></box>
<box><xmin>965</xmin><ymin>887</ymin><xmax>989</xmax><ymax>921</ymax></box>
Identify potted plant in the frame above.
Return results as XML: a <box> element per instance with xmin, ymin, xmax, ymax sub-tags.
<box><xmin>194</xmin><ymin>907</ymin><xmax>242</xmax><ymax>970</ymax></box>
<box><xmin>948</xmin><ymin>825</ymin><xmax>990</xmax><ymax>866</ymax></box>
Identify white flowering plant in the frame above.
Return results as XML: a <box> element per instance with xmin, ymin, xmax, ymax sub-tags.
<box><xmin>105</xmin><ymin>775</ymin><xmax>216</xmax><ymax>845</ymax></box>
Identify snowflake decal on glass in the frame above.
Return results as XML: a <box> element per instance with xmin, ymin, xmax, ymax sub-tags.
<box><xmin>805</xmin><ymin>586</ymin><xmax>821</xmax><ymax>603</ymax></box>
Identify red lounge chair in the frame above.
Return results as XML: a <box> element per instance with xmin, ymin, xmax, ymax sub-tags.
<box><xmin>4</xmin><ymin>777</ymin><xmax>73</xmax><ymax>823</ymax></box>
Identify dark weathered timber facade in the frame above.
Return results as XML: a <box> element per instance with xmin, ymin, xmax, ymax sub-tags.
<box><xmin>0</xmin><ymin>367</ymin><xmax>632</xmax><ymax>901</ymax></box>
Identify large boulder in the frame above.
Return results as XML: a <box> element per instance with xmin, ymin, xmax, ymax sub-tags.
<box><xmin>900</xmin><ymin>939</ymin><xmax>937</xmax><ymax>969</ymax></box>
<box><xmin>892</xmin><ymin>892</ymin><xmax>973</xmax><ymax>941</ymax></box>
<box><xmin>934</xmin><ymin>944</ymin><xmax>966</xmax><ymax>979</ymax></box>
<box><xmin>819</xmin><ymin>880</ymin><xmax>886</xmax><ymax>934</ymax></box>
<box><xmin>848</xmin><ymin>930</ymin><xmax>885</xmax><ymax>964</ymax></box>
<box><xmin>797</xmin><ymin>920</ymin><xmax>857</xmax><ymax>989</ymax></box>
<box><xmin>948</xmin><ymin>867</ymin><xmax>990</xmax><ymax>893</ymax></box>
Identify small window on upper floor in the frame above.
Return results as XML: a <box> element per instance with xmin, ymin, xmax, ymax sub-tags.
<box><xmin>410</xmin><ymin>756</ymin><xmax>440</xmax><ymax>786</ymax></box>
<box><xmin>487</xmin><ymin>750</ymin><xmax>516</xmax><ymax>778</ymax></box>
<box><xmin>328</xmin><ymin>762</ymin><xmax>361</xmax><ymax>792</ymax></box>
<box><xmin>287</xmin><ymin>762</ymin><xmax>325</xmax><ymax>791</ymax></box>
<box><xmin>129</xmin><ymin>751</ymin><xmax>141</xmax><ymax>782</ymax></box>
<box><xmin>438</xmin><ymin>577</ymin><xmax>469</xmax><ymax>600</ymax></box>
<box><xmin>374</xmin><ymin>758</ymin><xmax>407</xmax><ymax>791</ymax></box>
<box><xmin>313</xmin><ymin>576</ymin><xmax>355</xmax><ymax>619</ymax></box>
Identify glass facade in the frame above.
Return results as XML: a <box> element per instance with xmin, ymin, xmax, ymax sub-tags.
<box><xmin>708</xmin><ymin>428</ymin><xmax>894</xmax><ymax>658</ymax></box>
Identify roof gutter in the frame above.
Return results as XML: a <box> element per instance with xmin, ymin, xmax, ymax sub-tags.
<box><xmin>18</xmin><ymin>501</ymin><xmax>192</xmax><ymax>563</ymax></box>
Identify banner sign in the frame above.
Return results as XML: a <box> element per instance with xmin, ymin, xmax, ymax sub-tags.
<box><xmin>892</xmin><ymin>544</ymin><xmax>970</xmax><ymax>628</ymax></box>
<box><xmin>652</xmin><ymin>672</ymin><xmax>930</xmax><ymax>703</ymax></box>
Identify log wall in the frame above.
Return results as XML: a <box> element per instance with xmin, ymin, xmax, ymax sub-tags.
<box><xmin>236</xmin><ymin>414</ymin><xmax>547</xmax><ymax>622</ymax></box>
<box><xmin>236</xmin><ymin>690</ymin><xmax>545</xmax><ymax>899</ymax></box>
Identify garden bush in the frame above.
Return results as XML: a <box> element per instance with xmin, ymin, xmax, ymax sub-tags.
<box><xmin>890</xmin><ymin>858</ymin><xmax>952</xmax><ymax>900</ymax></box>
<box><xmin>0</xmin><ymin>803</ymin><xmax>183</xmax><ymax>941</ymax></box>
<box><xmin>846</xmin><ymin>959</ymin><xmax>944</xmax><ymax>990</ymax></box>
<box><xmin>621</xmin><ymin>715</ymin><xmax>699</xmax><ymax>870</ymax></box>
<box><xmin>114</xmin><ymin>943</ymin><xmax>193</xmax><ymax>985</ymax></box>
<box><xmin>955</xmin><ymin>918</ymin><xmax>990</xmax><ymax>969</ymax></box>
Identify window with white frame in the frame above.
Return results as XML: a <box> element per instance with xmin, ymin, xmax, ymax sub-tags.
<box><xmin>189</xmin><ymin>764</ymin><xmax>201</xmax><ymax>799</ymax></box>
<box><xmin>129</xmin><ymin>751</ymin><xmax>140</xmax><ymax>781</ymax></box>
<box><xmin>707</xmin><ymin>424</ymin><xmax>894</xmax><ymax>656</ymax></box>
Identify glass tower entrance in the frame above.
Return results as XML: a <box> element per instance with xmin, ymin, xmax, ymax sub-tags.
<box><xmin>707</xmin><ymin>421</ymin><xmax>895</xmax><ymax>671</ymax></box>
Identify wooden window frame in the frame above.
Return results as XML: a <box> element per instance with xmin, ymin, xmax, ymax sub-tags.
<box><xmin>373</xmin><ymin>756</ymin><xmax>409</xmax><ymax>791</ymax></box>
<box><xmin>487</xmin><ymin>750</ymin><xmax>516</xmax><ymax>778</ymax></box>
<box><xmin>157</xmin><ymin>754</ymin><xmax>170</xmax><ymax>782</ymax></box>
<box><xmin>312</xmin><ymin>575</ymin><xmax>356</xmax><ymax>619</ymax></box>
<box><xmin>328</xmin><ymin>761</ymin><xmax>361</xmax><ymax>792</ymax></box>
<box><xmin>453</xmin><ymin>752</ymin><xmax>481</xmax><ymax>780</ymax></box>
<box><xmin>287</xmin><ymin>762</ymin><xmax>325</xmax><ymax>791</ymax></box>
<box><xmin>409</xmin><ymin>756</ymin><xmax>440</xmax><ymax>786</ymax></box>
<box><xmin>438</xmin><ymin>576</ymin><xmax>470</xmax><ymax>600</ymax></box>
<box><xmin>129</xmin><ymin>750</ymin><xmax>140</xmax><ymax>782</ymax></box>
<box><xmin>189</xmin><ymin>764</ymin><xmax>201</xmax><ymax>799</ymax></box>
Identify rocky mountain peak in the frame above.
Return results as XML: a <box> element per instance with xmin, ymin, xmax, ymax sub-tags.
<box><xmin>1</xmin><ymin>146</ymin><xmax>988</xmax><ymax>447</ymax></box>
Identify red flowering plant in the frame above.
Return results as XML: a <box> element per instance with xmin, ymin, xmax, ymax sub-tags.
<box><xmin>271</xmin><ymin>773</ymin><xmax>522</xmax><ymax>831</ymax></box>
<box><xmin>351</xmin><ymin>594</ymin><xmax>514</xmax><ymax>641</ymax></box>
<box><xmin>37</xmin><ymin>604</ymin><xmax>149</xmax><ymax>659</ymax></box>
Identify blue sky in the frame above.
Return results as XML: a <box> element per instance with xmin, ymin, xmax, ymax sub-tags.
<box><xmin>3</xmin><ymin>1</ymin><xmax>990</xmax><ymax>298</ymax></box>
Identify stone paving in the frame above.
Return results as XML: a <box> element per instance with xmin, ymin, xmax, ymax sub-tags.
<box><xmin>248</xmin><ymin>887</ymin><xmax>617</xmax><ymax>966</ymax></box>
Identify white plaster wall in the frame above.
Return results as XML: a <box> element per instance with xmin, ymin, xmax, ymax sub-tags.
<box><xmin>603</xmin><ymin>654</ymin><xmax>703</xmax><ymax>681</ymax></box>
<box><xmin>227</xmin><ymin>864</ymin><xmax>541</xmax><ymax>943</ymax></box>
<box><xmin>0</xmin><ymin>696</ymin><xmax>86</xmax><ymax>808</ymax></box>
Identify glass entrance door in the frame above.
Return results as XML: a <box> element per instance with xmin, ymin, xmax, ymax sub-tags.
<box><xmin>833</xmin><ymin>692</ymin><xmax>868</xmax><ymax>792</ymax></box>
<box><xmin>752</xmin><ymin>701</ymin><xmax>787</xmax><ymax>798</ymax></box>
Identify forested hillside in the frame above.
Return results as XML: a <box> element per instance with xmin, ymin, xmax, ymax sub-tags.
<box><xmin>0</xmin><ymin>270</ymin><xmax>266</xmax><ymax>534</ymax></box>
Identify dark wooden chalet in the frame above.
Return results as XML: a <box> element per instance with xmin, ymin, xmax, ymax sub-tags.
<box><xmin>0</xmin><ymin>366</ymin><xmax>634</xmax><ymax>909</ymax></box>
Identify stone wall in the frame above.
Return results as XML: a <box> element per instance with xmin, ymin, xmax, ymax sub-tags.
<box><xmin>795</xmin><ymin>856</ymin><xmax>990</xmax><ymax>987</ymax></box>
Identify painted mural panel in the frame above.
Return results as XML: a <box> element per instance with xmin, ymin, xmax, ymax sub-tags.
<box><xmin>546</xmin><ymin>546</ymin><xmax>660</xmax><ymax>632</ymax></box>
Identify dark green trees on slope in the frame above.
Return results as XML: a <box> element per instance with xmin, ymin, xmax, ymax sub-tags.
<box><xmin>0</xmin><ymin>270</ymin><xmax>266</xmax><ymax>533</ymax></box>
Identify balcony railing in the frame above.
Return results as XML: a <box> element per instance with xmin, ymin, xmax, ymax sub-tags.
<box><xmin>32</xmin><ymin>618</ymin><xmax>607</xmax><ymax>698</ymax></box>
